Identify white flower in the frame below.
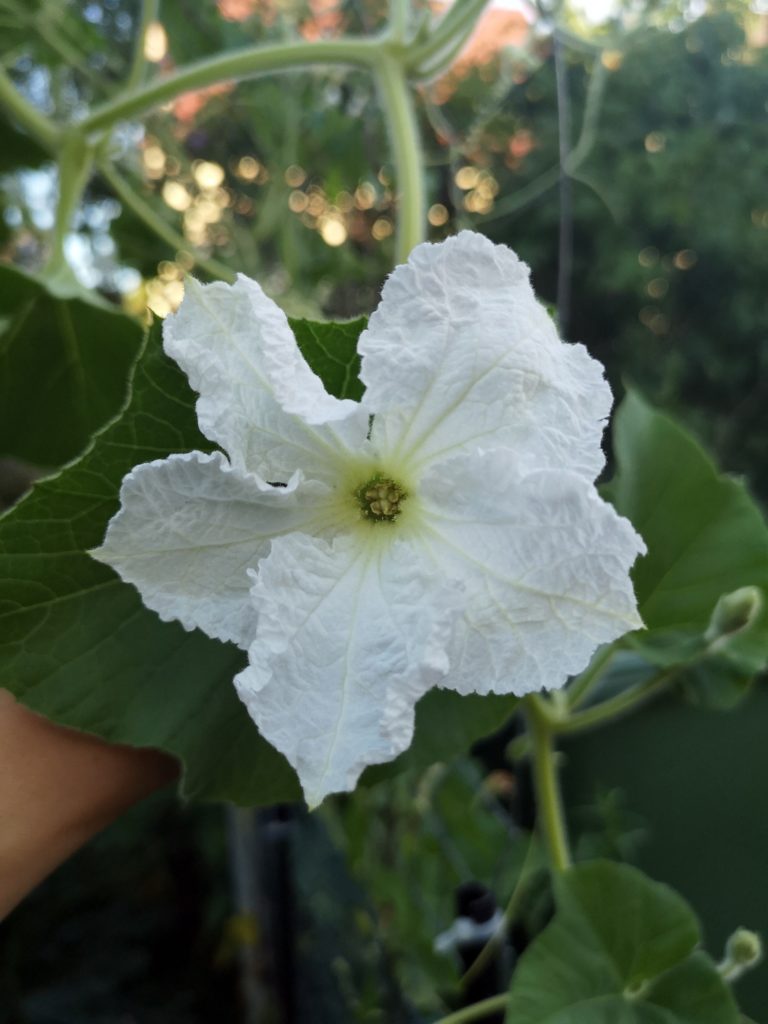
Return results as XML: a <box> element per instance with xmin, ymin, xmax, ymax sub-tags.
<box><xmin>92</xmin><ymin>232</ymin><xmax>645</xmax><ymax>807</ymax></box>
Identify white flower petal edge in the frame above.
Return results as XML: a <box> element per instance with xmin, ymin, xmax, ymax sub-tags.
<box><xmin>234</xmin><ymin>532</ymin><xmax>460</xmax><ymax>808</ymax></box>
<box><xmin>359</xmin><ymin>231</ymin><xmax>611</xmax><ymax>481</ymax></box>
<box><xmin>164</xmin><ymin>276</ymin><xmax>369</xmax><ymax>484</ymax></box>
<box><xmin>91</xmin><ymin>451</ymin><xmax>333</xmax><ymax>648</ymax></box>
<box><xmin>417</xmin><ymin>449</ymin><xmax>646</xmax><ymax>695</ymax></box>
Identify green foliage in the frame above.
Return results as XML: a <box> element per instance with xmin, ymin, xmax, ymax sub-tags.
<box><xmin>0</xmin><ymin>264</ymin><xmax>142</xmax><ymax>467</ymax></box>
<box><xmin>0</xmin><ymin>318</ymin><xmax>297</xmax><ymax>804</ymax></box>
<box><xmin>505</xmin><ymin>861</ymin><xmax>740</xmax><ymax>1024</ymax></box>
<box><xmin>609</xmin><ymin>391</ymin><xmax>768</xmax><ymax>635</ymax></box>
<box><xmin>334</xmin><ymin>761</ymin><xmax>534</xmax><ymax>1014</ymax></box>
<box><xmin>491</xmin><ymin>14</ymin><xmax>768</xmax><ymax>497</ymax></box>
<box><xmin>562</xmin><ymin>686</ymin><xmax>768</xmax><ymax>1021</ymax></box>
<box><xmin>604</xmin><ymin>390</ymin><xmax>768</xmax><ymax>709</ymax></box>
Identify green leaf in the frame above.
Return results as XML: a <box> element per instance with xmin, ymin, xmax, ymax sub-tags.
<box><xmin>0</xmin><ymin>319</ymin><xmax>298</xmax><ymax>805</ymax></box>
<box><xmin>1</xmin><ymin>313</ymin><xmax>510</xmax><ymax>804</ymax></box>
<box><xmin>608</xmin><ymin>391</ymin><xmax>768</xmax><ymax>635</ymax></box>
<box><xmin>0</xmin><ymin>265</ymin><xmax>143</xmax><ymax>467</ymax></box>
<box><xmin>648</xmin><ymin>953</ymin><xmax>743</xmax><ymax>1024</ymax></box>
<box><xmin>505</xmin><ymin>861</ymin><xmax>740</xmax><ymax>1024</ymax></box>
<box><xmin>291</xmin><ymin>316</ymin><xmax>366</xmax><ymax>402</ymax></box>
<box><xmin>679</xmin><ymin>655</ymin><xmax>753</xmax><ymax>711</ymax></box>
<box><xmin>605</xmin><ymin>391</ymin><xmax>768</xmax><ymax>707</ymax></box>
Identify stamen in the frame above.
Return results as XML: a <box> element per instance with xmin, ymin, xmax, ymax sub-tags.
<box><xmin>354</xmin><ymin>474</ymin><xmax>407</xmax><ymax>523</ymax></box>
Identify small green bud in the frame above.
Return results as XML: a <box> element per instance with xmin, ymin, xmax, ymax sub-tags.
<box><xmin>719</xmin><ymin>928</ymin><xmax>763</xmax><ymax>983</ymax></box>
<box><xmin>726</xmin><ymin>928</ymin><xmax>763</xmax><ymax>967</ymax></box>
<box><xmin>704</xmin><ymin>586</ymin><xmax>763</xmax><ymax>646</ymax></box>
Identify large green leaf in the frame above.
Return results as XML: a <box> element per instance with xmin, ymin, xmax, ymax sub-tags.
<box><xmin>0</xmin><ymin>265</ymin><xmax>143</xmax><ymax>467</ymax></box>
<box><xmin>608</xmin><ymin>391</ymin><xmax>768</xmax><ymax>636</ymax></box>
<box><xmin>1</xmin><ymin>312</ymin><xmax>515</xmax><ymax>804</ymax></box>
<box><xmin>0</xmin><ymin>319</ymin><xmax>297</xmax><ymax>804</ymax></box>
<box><xmin>505</xmin><ymin>861</ymin><xmax>740</xmax><ymax>1024</ymax></box>
<box><xmin>603</xmin><ymin>391</ymin><xmax>768</xmax><ymax>709</ymax></box>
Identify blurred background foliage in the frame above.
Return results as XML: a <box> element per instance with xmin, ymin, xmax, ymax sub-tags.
<box><xmin>1</xmin><ymin>0</ymin><xmax>767</xmax><ymax>1020</ymax></box>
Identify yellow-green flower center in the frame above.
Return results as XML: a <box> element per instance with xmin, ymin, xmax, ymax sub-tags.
<box><xmin>355</xmin><ymin>474</ymin><xmax>407</xmax><ymax>523</ymax></box>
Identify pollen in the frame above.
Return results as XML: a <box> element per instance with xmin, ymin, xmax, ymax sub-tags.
<box><xmin>354</xmin><ymin>474</ymin><xmax>407</xmax><ymax>523</ymax></box>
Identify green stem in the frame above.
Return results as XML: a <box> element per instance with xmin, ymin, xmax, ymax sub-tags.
<box><xmin>480</xmin><ymin>51</ymin><xmax>608</xmax><ymax>225</ymax></box>
<box><xmin>98</xmin><ymin>161</ymin><xmax>237</xmax><ymax>283</ymax></box>
<box><xmin>126</xmin><ymin>0</ymin><xmax>161</xmax><ymax>92</ymax></box>
<box><xmin>566</xmin><ymin>641</ymin><xmax>618</xmax><ymax>711</ymax></box>
<box><xmin>555</xmin><ymin>668</ymin><xmax>677</xmax><ymax>737</ymax></box>
<box><xmin>0</xmin><ymin>64</ymin><xmax>60</xmax><ymax>150</ymax></box>
<box><xmin>374</xmin><ymin>53</ymin><xmax>426</xmax><ymax>263</ymax></box>
<box><xmin>432</xmin><ymin>993</ymin><xmax>509</xmax><ymax>1024</ymax></box>
<box><xmin>34</xmin><ymin>11</ymin><xmax>98</xmax><ymax>81</ymax></box>
<box><xmin>718</xmin><ymin>960</ymin><xmax>742</xmax><ymax>984</ymax></box>
<box><xmin>408</xmin><ymin>0</ymin><xmax>489</xmax><ymax>79</ymax></box>
<box><xmin>564</xmin><ymin>56</ymin><xmax>607</xmax><ymax>170</ymax></box>
<box><xmin>80</xmin><ymin>37</ymin><xmax>385</xmax><ymax>134</ymax></box>
<box><xmin>45</xmin><ymin>131</ymin><xmax>94</xmax><ymax>277</ymax></box>
<box><xmin>461</xmin><ymin>836</ymin><xmax>538</xmax><ymax>988</ymax></box>
<box><xmin>0</xmin><ymin>0</ymin><xmax>96</xmax><ymax>78</ymax></box>
<box><xmin>525</xmin><ymin>695</ymin><xmax>571</xmax><ymax>873</ymax></box>
<box><xmin>388</xmin><ymin>0</ymin><xmax>411</xmax><ymax>45</ymax></box>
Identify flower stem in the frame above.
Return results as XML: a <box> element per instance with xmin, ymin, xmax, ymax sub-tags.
<box><xmin>81</xmin><ymin>33</ymin><xmax>428</xmax><ymax>264</ymax></box>
<box><xmin>555</xmin><ymin>667</ymin><xmax>677</xmax><ymax>738</ymax></box>
<box><xmin>373</xmin><ymin>53</ymin><xmax>426</xmax><ymax>263</ymax></box>
<box><xmin>388</xmin><ymin>0</ymin><xmax>411</xmax><ymax>45</ymax></box>
<box><xmin>566</xmin><ymin>641</ymin><xmax>618</xmax><ymax>710</ymax></box>
<box><xmin>79</xmin><ymin>37</ymin><xmax>385</xmax><ymax>134</ymax></box>
<box><xmin>524</xmin><ymin>695</ymin><xmax>571</xmax><ymax>873</ymax></box>
<box><xmin>432</xmin><ymin>993</ymin><xmax>509</xmax><ymax>1024</ymax></box>
<box><xmin>460</xmin><ymin>835</ymin><xmax>538</xmax><ymax>988</ymax></box>
<box><xmin>125</xmin><ymin>0</ymin><xmax>161</xmax><ymax>92</ymax></box>
<box><xmin>407</xmin><ymin>0</ymin><xmax>489</xmax><ymax>79</ymax></box>
<box><xmin>0</xmin><ymin>64</ymin><xmax>60</xmax><ymax>151</ymax></box>
<box><xmin>43</xmin><ymin>131</ymin><xmax>95</xmax><ymax>285</ymax></box>
<box><xmin>480</xmin><ymin>53</ymin><xmax>608</xmax><ymax>225</ymax></box>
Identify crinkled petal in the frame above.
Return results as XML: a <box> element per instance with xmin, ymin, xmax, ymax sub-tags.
<box><xmin>417</xmin><ymin>450</ymin><xmax>645</xmax><ymax>696</ymax></box>
<box><xmin>163</xmin><ymin>276</ymin><xmax>369</xmax><ymax>482</ymax></box>
<box><xmin>359</xmin><ymin>232</ymin><xmax>611</xmax><ymax>480</ymax></box>
<box><xmin>91</xmin><ymin>451</ymin><xmax>332</xmax><ymax>648</ymax></box>
<box><xmin>234</xmin><ymin>532</ymin><xmax>457</xmax><ymax>807</ymax></box>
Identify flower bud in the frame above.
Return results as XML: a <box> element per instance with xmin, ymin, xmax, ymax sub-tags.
<box><xmin>725</xmin><ymin>928</ymin><xmax>763</xmax><ymax>968</ymax></box>
<box><xmin>720</xmin><ymin>928</ymin><xmax>763</xmax><ymax>983</ymax></box>
<box><xmin>704</xmin><ymin>586</ymin><xmax>763</xmax><ymax>646</ymax></box>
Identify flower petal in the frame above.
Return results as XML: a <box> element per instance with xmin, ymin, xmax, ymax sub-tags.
<box><xmin>91</xmin><ymin>451</ymin><xmax>330</xmax><ymax>648</ymax></box>
<box><xmin>164</xmin><ymin>276</ymin><xmax>369</xmax><ymax>482</ymax></box>
<box><xmin>234</xmin><ymin>532</ymin><xmax>456</xmax><ymax>807</ymax></box>
<box><xmin>359</xmin><ymin>232</ymin><xmax>611</xmax><ymax>480</ymax></box>
<box><xmin>418</xmin><ymin>450</ymin><xmax>645</xmax><ymax>696</ymax></box>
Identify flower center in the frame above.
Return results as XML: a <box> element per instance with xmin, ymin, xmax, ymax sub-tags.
<box><xmin>354</xmin><ymin>474</ymin><xmax>407</xmax><ymax>523</ymax></box>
